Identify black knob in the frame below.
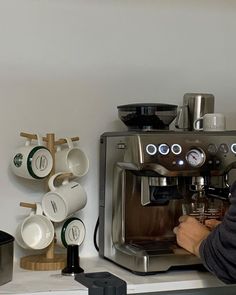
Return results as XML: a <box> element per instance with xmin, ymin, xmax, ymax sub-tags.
<box><xmin>61</xmin><ymin>244</ymin><xmax>84</xmax><ymax>276</ymax></box>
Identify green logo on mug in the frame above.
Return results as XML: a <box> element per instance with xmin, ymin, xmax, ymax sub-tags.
<box><xmin>13</xmin><ymin>153</ymin><xmax>23</xmax><ymax>167</ymax></box>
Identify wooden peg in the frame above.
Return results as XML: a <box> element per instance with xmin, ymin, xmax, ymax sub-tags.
<box><xmin>20</xmin><ymin>202</ymin><xmax>37</xmax><ymax>209</ymax></box>
<box><xmin>20</xmin><ymin>132</ymin><xmax>48</xmax><ymax>142</ymax></box>
<box><xmin>20</xmin><ymin>132</ymin><xmax>80</xmax><ymax>145</ymax></box>
<box><xmin>55</xmin><ymin>136</ymin><xmax>80</xmax><ymax>145</ymax></box>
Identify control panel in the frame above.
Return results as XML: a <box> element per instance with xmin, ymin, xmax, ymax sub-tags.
<box><xmin>137</xmin><ymin>131</ymin><xmax>236</xmax><ymax>175</ymax></box>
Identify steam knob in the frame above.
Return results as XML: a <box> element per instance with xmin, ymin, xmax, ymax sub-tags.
<box><xmin>61</xmin><ymin>244</ymin><xmax>84</xmax><ymax>276</ymax></box>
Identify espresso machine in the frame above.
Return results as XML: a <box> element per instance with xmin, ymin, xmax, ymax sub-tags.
<box><xmin>99</xmin><ymin>97</ymin><xmax>236</xmax><ymax>274</ymax></box>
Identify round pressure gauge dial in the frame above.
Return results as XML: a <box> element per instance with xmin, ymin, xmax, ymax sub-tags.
<box><xmin>186</xmin><ymin>149</ymin><xmax>205</xmax><ymax>167</ymax></box>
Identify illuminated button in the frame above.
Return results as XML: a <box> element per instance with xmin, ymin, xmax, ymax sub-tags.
<box><xmin>146</xmin><ymin>144</ymin><xmax>157</xmax><ymax>155</ymax></box>
<box><xmin>219</xmin><ymin>144</ymin><xmax>229</xmax><ymax>154</ymax></box>
<box><xmin>171</xmin><ymin>144</ymin><xmax>182</xmax><ymax>155</ymax></box>
<box><xmin>231</xmin><ymin>143</ymin><xmax>236</xmax><ymax>154</ymax></box>
<box><xmin>158</xmin><ymin>144</ymin><xmax>170</xmax><ymax>155</ymax></box>
<box><xmin>177</xmin><ymin>160</ymin><xmax>184</xmax><ymax>166</ymax></box>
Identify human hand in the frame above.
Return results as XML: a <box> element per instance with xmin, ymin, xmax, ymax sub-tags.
<box><xmin>205</xmin><ymin>219</ymin><xmax>222</xmax><ymax>230</ymax></box>
<box><xmin>173</xmin><ymin>215</ymin><xmax>210</xmax><ymax>257</ymax></box>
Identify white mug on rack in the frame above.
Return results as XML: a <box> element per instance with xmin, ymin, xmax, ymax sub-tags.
<box><xmin>193</xmin><ymin>113</ymin><xmax>226</xmax><ymax>131</ymax></box>
<box><xmin>42</xmin><ymin>173</ymin><xmax>87</xmax><ymax>222</ymax></box>
<box><xmin>15</xmin><ymin>203</ymin><xmax>54</xmax><ymax>250</ymax></box>
<box><xmin>55</xmin><ymin>138</ymin><xmax>89</xmax><ymax>178</ymax></box>
<box><xmin>11</xmin><ymin>134</ymin><xmax>53</xmax><ymax>180</ymax></box>
<box><xmin>55</xmin><ymin>217</ymin><xmax>86</xmax><ymax>248</ymax></box>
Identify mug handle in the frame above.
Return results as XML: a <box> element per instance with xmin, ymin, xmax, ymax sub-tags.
<box><xmin>66</xmin><ymin>137</ymin><xmax>74</xmax><ymax>149</ymax></box>
<box><xmin>56</xmin><ymin>137</ymin><xmax>73</xmax><ymax>151</ymax></box>
<box><xmin>48</xmin><ymin>172</ymin><xmax>70</xmax><ymax>191</ymax></box>
<box><xmin>29</xmin><ymin>202</ymin><xmax>43</xmax><ymax>216</ymax></box>
<box><xmin>25</xmin><ymin>139</ymin><xmax>31</xmax><ymax>147</ymax></box>
<box><xmin>35</xmin><ymin>202</ymin><xmax>43</xmax><ymax>215</ymax></box>
<box><xmin>193</xmin><ymin>118</ymin><xmax>203</xmax><ymax>130</ymax></box>
<box><xmin>36</xmin><ymin>134</ymin><xmax>43</xmax><ymax>146</ymax></box>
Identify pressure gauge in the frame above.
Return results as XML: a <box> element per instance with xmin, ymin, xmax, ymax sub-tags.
<box><xmin>186</xmin><ymin>148</ymin><xmax>205</xmax><ymax>167</ymax></box>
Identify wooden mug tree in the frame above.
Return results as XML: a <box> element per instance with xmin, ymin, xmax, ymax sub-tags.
<box><xmin>18</xmin><ymin>132</ymin><xmax>79</xmax><ymax>271</ymax></box>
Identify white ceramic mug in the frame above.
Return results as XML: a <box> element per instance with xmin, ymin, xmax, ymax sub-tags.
<box><xmin>42</xmin><ymin>173</ymin><xmax>87</xmax><ymax>222</ymax></box>
<box><xmin>193</xmin><ymin>113</ymin><xmax>226</xmax><ymax>131</ymax></box>
<box><xmin>55</xmin><ymin>217</ymin><xmax>86</xmax><ymax>248</ymax></box>
<box><xmin>11</xmin><ymin>134</ymin><xmax>53</xmax><ymax>179</ymax></box>
<box><xmin>55</xmin><ymin>138</ymin><xmax>89</xmax><ymax>178</ymax></box>
<box><xmin>15</xmin><ymin>203</ymin><xmax>54</xmax><ymax>250</ymax></box>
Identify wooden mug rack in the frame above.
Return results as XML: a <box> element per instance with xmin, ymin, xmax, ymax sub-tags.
<box><xmin>18</xmin><ymin>132</ymin><xmax>79</xmax><ymax>271</ymax></box>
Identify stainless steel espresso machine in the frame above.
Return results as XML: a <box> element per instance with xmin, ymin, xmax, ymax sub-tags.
<box><xmin>99</xmin><ymin>96</ymin><xmax>236</xmax><ymax>274</ymax></box>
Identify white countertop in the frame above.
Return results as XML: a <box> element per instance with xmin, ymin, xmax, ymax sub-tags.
<box><xmin>0</xmin><ymin>256</ymin><xmax>226</xmax><ymax>295</ymax></box>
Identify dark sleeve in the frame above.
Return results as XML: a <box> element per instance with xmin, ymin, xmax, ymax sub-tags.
<box><xmin>199</xmin><ymin>181</ymin><xmax>236</xmax><ymax>284</ymax></box>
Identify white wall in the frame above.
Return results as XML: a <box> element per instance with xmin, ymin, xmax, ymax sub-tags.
<box><xmin>1</xmin><ymin>0</ymin><xmax>236</xmax><ymax>261</ymax></box>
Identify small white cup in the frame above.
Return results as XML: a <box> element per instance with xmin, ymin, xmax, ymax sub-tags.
<box><xmin>11</xmin><ymin>134</ymin><xmax>53</xmax><ymax>180</ymax></box>
<box><xmin>42</xmin><ymin>173</ymin><xmax>87</xmax><ymax>222</ymax></box>
<box><xmin>55</xmin><ymin>138</ymin><xmax>89</xmax><ymax>178</ymax></box>
<box><xmin>15</xmin><ymin>203</ymin><xmax>54</xmax><ymax>250</ymax></box>
<box><xmin>55</xmin><ymin>217</ymin><xmax>86</xmax><ymax>248</ymax></box>
<box><xmin>193</xmin><ymin>113</ymin><xmax>226</xmax><ymax>131</ymax></box>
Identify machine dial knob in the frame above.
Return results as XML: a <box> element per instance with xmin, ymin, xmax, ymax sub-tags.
<box><xmin>158</xmin><ymin>144</ymin><xmax>170</xmax><ymax>155</ymax></box>
<box><xmin>146</xmin><ymin>144</ymin><xmax>157</xmax><ymax>155</ymax></box>
<box><xmin>186</xmin><ymin>148</ymin><xmax>205</xmax><ymax>167</ymax></box>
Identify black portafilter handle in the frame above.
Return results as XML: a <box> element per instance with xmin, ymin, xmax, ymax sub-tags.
<box><xmin>61</xmin><ymin>244</ymin><xmax>84</xmax><ymax>276</ymax></box>
<box><xmin>205</xmin><ymin>186</ymin><xmax>230</xmax><ymax>201</ymax></box>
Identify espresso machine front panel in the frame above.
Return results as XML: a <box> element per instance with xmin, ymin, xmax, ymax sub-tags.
<box><xmin>99</xmin><ymin>131</ymin><xmax>236</xmax><ymax>274</ymax></box>
<box><xmin>123</xmin><ymin>131</ymin><xmax>236</xmax><ymax>176</ymax></box>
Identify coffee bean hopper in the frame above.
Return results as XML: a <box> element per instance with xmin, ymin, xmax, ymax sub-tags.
<box><xmin>117</xmin><ymin>103</ymin><xmax>178</xmax><ymax>130</ymax></box>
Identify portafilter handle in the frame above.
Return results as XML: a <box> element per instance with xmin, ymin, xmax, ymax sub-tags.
<box><xmin>205</xmin><ymin>187</ymin><xmax>230</xmax><ymax>201</ymax></box>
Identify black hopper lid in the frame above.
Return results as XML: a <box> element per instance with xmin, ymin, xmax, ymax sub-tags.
<box><xmin>117</xmin><ymin>103</ymin><xmax>178</xmax><ymax>130</ymax></box>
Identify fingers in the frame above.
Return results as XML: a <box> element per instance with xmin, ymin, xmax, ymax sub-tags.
<box><xmin>174</xmin><ymin>215</ymin><xmax>203</xmax><ymax>235</ymax></box>
<box><xmin>179</xmin><ymin>215</ymin><xmax>188</xmax><ymax>223</ymax></box>
<box><xmin>173</xmin><ymin>226</ymin><xmax>178</xmax><ymax>234</ymax></box>
<box><xmin>173</xmin><ymin>216</ymin><xmax>191</xmax><ymax>235</ymax></box>
<box><xmin>178</xmin><ymin>215</ymin><xmax>196</xmax><ymax>223</ymax></box>
<box><xmin>205</xmin><ymin>219</ymin><xmax>221</xmax><ymax>230</ymax></box>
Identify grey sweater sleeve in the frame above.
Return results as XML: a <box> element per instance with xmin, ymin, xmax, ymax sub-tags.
<box><xmin>199</xmin><ymin>181</ymin><xmax>236</xmax><ymax>284</ymax></box>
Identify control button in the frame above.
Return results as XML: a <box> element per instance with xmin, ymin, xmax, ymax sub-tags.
<box><xmin>231</xmin><ymin>143</ymin><xmax>236</xmax><ymax>154</ymax></box>
<box><xmin>158</xmin><ymin>144</ymin><xmax>170</xmax><ymax>155</ymax></box>
<box><xmin>219</xmin><ymin>143</ymin><xmax>229</xmax><ymax>154</ymax></box>
<box><xmin>117</xmin><ymin>142</ymin><xmax>126</xmax><ymax>149</ymax></box>
<box><xmin>207</xmin><ymin>144</ymin><xmax>217</xmax><ymax>154</ymax></box>
<box><xmin>146</xmin><ymin>144</ymin><xmax>157</xmax><ymax>155</ymax></box>
<box><xmin>177</xmin><ymin>160</ymin><xmax>184</xmax><ymax>166</ymax></box>
<box><xmin>171</xmin><ymin>144</ymin><xmax>182</xmax><ymax>155</ymax></box>
<box><xmin>215</xmin><ymin>159</ymin><xmax>221</xmax><ymax>165</ymax></box>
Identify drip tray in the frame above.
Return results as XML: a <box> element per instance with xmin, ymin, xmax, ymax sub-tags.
<box><xmin>129</xmin><ymin>240</ymin><xmax>175</xmax><ymax>255</ymax></box>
